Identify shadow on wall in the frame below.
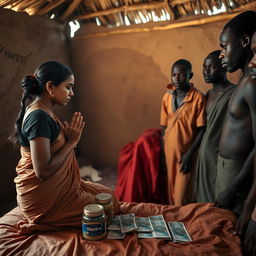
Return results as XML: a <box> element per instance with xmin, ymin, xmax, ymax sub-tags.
<box><xmin>0</xmin><ymin>142</ymin><xmax>19</xmax><ymax>215</ymax></box>
<box><xmin>75</xmin><ymin>47</ymin><xmax>169</xmax><ymax>168</ymax></box>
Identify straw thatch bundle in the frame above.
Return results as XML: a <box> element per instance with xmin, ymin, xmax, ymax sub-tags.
<box><xmin>1</xmin><ymin>0</ymin><xmax>256</xmax><ymax>26</ymax></box>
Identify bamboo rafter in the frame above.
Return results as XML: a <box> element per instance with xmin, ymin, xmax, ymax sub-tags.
<box><xmin>14</xmin><ymin>0</ymin><xmax>42</xmax><ymax>11</ymax></box>
<box><xmin>60</xmin><ymin>0</ymin><xmax>83</xmax><ymax>20</ymax></box>
<box><xmin>76</xmin><ymin>1</ymin><xmax>167</xmax><ymax>20</ymax></box>
<box><xmin>74</xmin><ymin>11</ymin><xmax>239</xmax><ymax>39</ymax></box>
<box><xmin>36</xmin><ymin>0</ymin><xmax>66</xmax><ymax>15</ymax></box>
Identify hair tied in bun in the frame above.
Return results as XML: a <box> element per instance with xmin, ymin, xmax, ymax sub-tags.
<box><xmin>31</xmin><ymin>74</ymin><xmax>37</xmax><ymax>87</ymax></box>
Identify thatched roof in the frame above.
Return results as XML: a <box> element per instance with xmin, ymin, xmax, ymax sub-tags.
<box><xmin>1</xmin><ymin>0</ymin><xmax>256</xmax><ymax>27</ymax></box>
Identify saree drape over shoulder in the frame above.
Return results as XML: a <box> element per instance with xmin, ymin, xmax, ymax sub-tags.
<box><xmin>160</xmin><ymin>84</ymin><xmax>206</xmax><ymax>205</ymax></box>
<box><xmin>196</xmin><ymin>86</ymin><xmax>235</xmax><ymax>203</ymax></box>
<box><xmin>14</xmin><ymin>105</ymin><xmax>117</xmax><ymax>234</ymax></box>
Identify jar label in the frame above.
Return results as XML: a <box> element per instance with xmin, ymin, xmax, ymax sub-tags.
<box><xmin>82</xmin><ymin>223</ymin><xmax>106</xmax><ymax>238</ymax></box>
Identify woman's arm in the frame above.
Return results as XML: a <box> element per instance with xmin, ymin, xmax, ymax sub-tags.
<box><xmin>30</xmin><ymin>112</ymin><xmax>85</xmax><ymax>180</ymax></box>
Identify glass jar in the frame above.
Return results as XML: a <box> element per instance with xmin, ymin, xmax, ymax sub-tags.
<box><xmin>95</xmin><ymin>193</ymin><xmax>113</xmax><ymax>226</ymax></box>
<box><xmin>82</xmin><ymin>204</ymin><xmax>106</xmax><ymax>240</ymax></box>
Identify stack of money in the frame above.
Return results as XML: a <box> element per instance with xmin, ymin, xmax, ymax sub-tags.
<box><xmin>107</xmin><ymin>215</ymin><xmax>125</xmax><ymax>239</ymax></box>
<box><xmin>167</xmin><ymin>222</ymin><xmax>192</xmax><ymax>242</ymax></box>
<box><xmin>139</xmin><ymin>215</ymin><xmax>172</xmax><ymax>239</ymax></box>
<box><xmin>135</xmin><ymin>216</ymin><xmax>153</xmax><ymax>239</ymax></box>
<box><xmin>107</xmin><ymin>214</ymin><xmax>192</xmax><ymax>242</ymax></box>
<box><xmin>120</xmin><ymin>213</ymin><xmax>137</xmax><ymax>233</ymax></box>
<box><xmin>107</xmin><ymin>213</ymin><xmax>138</xmax><ymax>239</ymax></box>
<box><xmin>135</xmin><ymin>217</ymin><xmax>153</xmax><ymax>232</ymax></box>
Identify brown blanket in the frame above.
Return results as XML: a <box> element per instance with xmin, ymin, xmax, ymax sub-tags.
<box><xmin>0</xmin><ymin>203</ymin><xmax>242</xmax><ymax>256</ymax></box>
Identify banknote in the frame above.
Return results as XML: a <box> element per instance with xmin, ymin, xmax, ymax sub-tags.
<box><xmin>120</xmin><ymin>213</ymin><xmax>137</xmax><ymax>233</ymax></box>
<box><xmin>108</xmin><ymin>215</ymin><xmax>121</xmax><ymax>231</ymax></box>
<box><xmin>138</xmin><ymin>231</ymin><xmax>154</xmax><ymax>239</ymax></box>
<box><xmin>149</xmin><ymin>215</ymin><xmax>172</xmax><ymax>240</ymax></box>
<box><xmin>167</xmin><ymin>222</ymin><xmax>192</xmax><ymax>242</ymax></box>
<box><xmin>149</xmin><ymin>215</ymin><xmax>165</xmax><ymax>221</ymax></box>
<box><xmin>107</xmin><ymin>230</ymin><xmax>125</xmax><ymax>239</ymax></box>
<box><xmin>135</xmin><ymin>217</ymin><xmax>153</xmax><ymax>232</ymax></box>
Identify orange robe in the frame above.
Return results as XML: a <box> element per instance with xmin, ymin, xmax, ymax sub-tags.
<box><xmin>14</xmin><ymin>104</ymin><xmax>119</xmax><ymax>233</ymax></box>
<box><xmin>160</xmin><ymin>84</ymin><xmax>206</xmax><ymax>205</ymax></box>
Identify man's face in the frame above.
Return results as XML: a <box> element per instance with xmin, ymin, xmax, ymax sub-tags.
<box><xmin>171</xmin><ymin>64</ymin><xmax>191</xmax><ymax>90</ymax></box>
<box><xmin>219</xmin><ymin>28</ymin><xmax>244</xmax><ymax>73</ymax></box>
<box><xmin>249</xmin><ymin>32</ymin><xmax>256</xmax><ymax>80</ymax></box>
<box><xmin>203</xmin><ymin>55</ymin><xmax>224</xmax><ymax>83</ymax></box>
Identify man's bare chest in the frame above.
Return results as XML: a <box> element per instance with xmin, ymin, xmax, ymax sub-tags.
<box><xmin>228</xmin><ymin>87</ymin><xmax>249</xmax><ymax>119</ymax></box>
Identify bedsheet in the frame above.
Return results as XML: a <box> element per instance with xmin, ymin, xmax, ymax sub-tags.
<box><xmin>0</xmin><ymin>202</ymin><xmax>242</xmax><ymax>256</ymax></box>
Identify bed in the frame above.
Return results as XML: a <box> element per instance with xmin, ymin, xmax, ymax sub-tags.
<box><xmin>0</xmin><ymin>202</ymin><xmax>242</xmax><ymax>256</ymax></box>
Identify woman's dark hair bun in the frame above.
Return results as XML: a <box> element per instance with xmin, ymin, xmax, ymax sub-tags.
<box><xmin>21</xmin><ymin>75</ymin><xmax>42</xmax><ymax>95</ymax></box>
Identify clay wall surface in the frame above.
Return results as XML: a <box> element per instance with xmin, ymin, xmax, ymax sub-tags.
<box><xmin>70</xmin><ymin>19</ymin><xmax>240</xmax><ymax>167</ymax></box>
<box><xmin>0</xmin><ymin>9</ymin><xmax>71</xmax><ymax>208</ymax></box>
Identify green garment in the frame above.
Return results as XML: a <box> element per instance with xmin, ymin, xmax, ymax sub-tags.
<box><xmin>196</xmin><ymin>85</ymin><xmax>235</xmax><ymax>203</ymax></box>
<box><xmin>215</xmin><ymin>154</ymin><xmax>247</xmax><ymax>215</ymax></box>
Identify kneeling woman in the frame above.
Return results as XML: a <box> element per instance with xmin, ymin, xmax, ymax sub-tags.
<box><xmin>10</xmin><ymin>61</ymin><xmax>119</xmax><ymax>231</ymax></box>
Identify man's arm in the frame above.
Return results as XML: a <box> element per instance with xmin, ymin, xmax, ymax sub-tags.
<box><xmin>241</xmin><ymin>78</ymin><xmax>256</xmax><ymax>217</ymax></box>
<box><xmin>180</xmin><ymin>126</ymin><xmax>206</xmax><ymax>174</ymax></box>
<box><xmin>236</xmin><ymin>78</ymin><xmax>256</xmax><ymax>254</ymax></box>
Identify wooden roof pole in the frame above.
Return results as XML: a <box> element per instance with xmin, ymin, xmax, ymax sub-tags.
<box><xmin>73</xmin><ymin>12</ymin><xmax>240</xmax><ymax>39</ymax></box>
<box><xmin>0</xmin><ymin>0</ymin><xmax>19</xmax><ymax>8</ymax></box>
<box><xmin>26</xmin><ymin>0</ymin><xmax>47</xmax><ymax>15</ymax></box>
<box><xmin>6</xmin><ymin>0</ymin><xmax>25</xmax><ymax>9</ymax></box>
<box><xmin>14</xmin><ymin>0</ymin><xmax>42</xmax><ymax>11</ymax></box>
<box><xmin>36</xmin><ymin>0</ymin><xmax>66</xmax><ymax>15</ymax></box>
<box><xmin>60</xmin><ymin>0</ymin><xmax>83</xmax><ymax>21</ymax></box>
<box><xmin>76</xmin><ymin>1</ymin><xmax>167</xmax><ymax>20</ymax></box>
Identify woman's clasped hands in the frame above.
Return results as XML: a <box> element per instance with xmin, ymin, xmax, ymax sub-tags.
<box><xmin>64</xmin><ymin>112</ymin><xmax>85</xmax><ymax>148</ymax></box>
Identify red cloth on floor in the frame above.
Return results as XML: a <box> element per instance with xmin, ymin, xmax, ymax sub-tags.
<box><xmin>115</xmin><ymin>128</ymin><xmax>168</xmax><ymax>204</ymax></box>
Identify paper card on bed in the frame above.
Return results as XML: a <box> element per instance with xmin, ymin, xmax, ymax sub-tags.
<box><xmin>149</xmin><ymin>215</ymin><xmax>172</xmax><ymax>240</ymax></box>
<box><xmin>167</xmin><ymin>222</ymin><xmax>192</xmax><ymax>242</ymax></box>
<box><xmin>120</xmin><ymin>213</ymin><xmax>137</xmax><ymax>233</ymax></box>
<box><xmin>138</xmin><ymin>231</ymin><xmax>154</xmax><ymax>239</ymax></box>
<box><xmin>107</xmin><ymin>230</ymin><xmax>125</xmax><ymax>239</ymax></box>
<box><xmin>135</xmin><ymin>217</ymin><xmax>153</xmax><ymax>232</ymax></box>
<box><xmin>108</xmin><ymin>215</ymin><xmax>121</xmax><ymax>231</ymax></box>
<box><xmin>149</xmin><ymin>215</ymin><xmax>165</xmax><ymax>221</ymax></box>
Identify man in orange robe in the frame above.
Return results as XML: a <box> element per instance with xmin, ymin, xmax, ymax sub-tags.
<box><xmin>160</xmin><ymin>59</ymin><xmax>206</xmax><ymax>205</ymax></box>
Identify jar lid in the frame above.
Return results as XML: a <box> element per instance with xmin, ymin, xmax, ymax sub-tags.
<box><xmin>95</xmin><ymin>193</ymin><xmax>112</xmax><ymax>204</ymax></box>
<box><xmin>83</xmin><ymin>204</ymin><xmax>104</xmax><ymax>217</ymax></box>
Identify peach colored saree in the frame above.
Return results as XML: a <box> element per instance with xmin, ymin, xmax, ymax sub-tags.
<box><xmin>14</xmin><ymin>104</ymin><xmax>116</xmax><ymax>233</ymax></box>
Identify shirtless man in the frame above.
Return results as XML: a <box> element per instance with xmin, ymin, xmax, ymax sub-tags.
<box><xmin>240</xmin><ymin>30</ymin><xmax>256</xmax><ymax>256</ymax></box>
<box><xmin>213</xmin><ymin>10</ymin><xmax>256</xmax><ymax>254</ymax></box>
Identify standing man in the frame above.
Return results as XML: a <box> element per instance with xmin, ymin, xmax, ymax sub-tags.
<box><xmin>213</xmin><ymin>12</ymin><xmax>256</xmax><ymax>252</ymax></box>
<box><xmin>160</xmin><ymin>59</ymin><xmax>206</xmax><ymax>205</ymax></box>
<box><xmin>243</xmin><ymin>29</ymin><xmax>256</xmax><ymax>256</ymax></box>
<box><xmin>196</xmin><ymin>50</ymin><xmax>234</xmax><ymax>203</ymax></box>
